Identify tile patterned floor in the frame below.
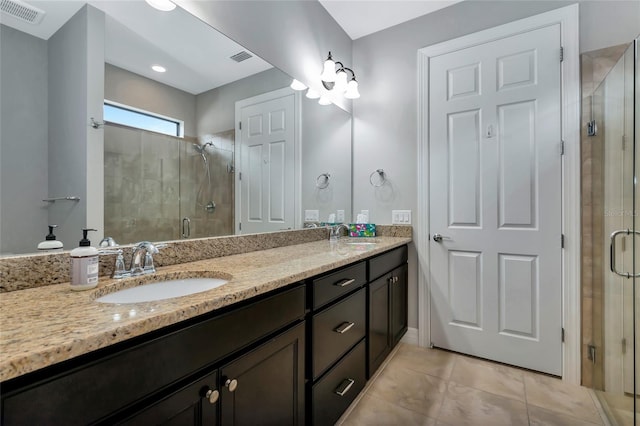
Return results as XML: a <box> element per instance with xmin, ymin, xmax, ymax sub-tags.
<box><xmin>340</xmin><ymin>344</ymin><xmax>608</xmax><ymax>426</ymax></box>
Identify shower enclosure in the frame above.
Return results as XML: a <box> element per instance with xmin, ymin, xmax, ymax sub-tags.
<box><xmin>103</xmin><ymin>124</ymin><xmax>234</xmax><ymax>245</ymax></box>
<box><xmin>583</xmin><ymin>38</ymin><xmax>638</xmax><ymax>425</ymax></box>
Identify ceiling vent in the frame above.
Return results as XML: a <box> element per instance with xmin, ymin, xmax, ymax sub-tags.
<box><xmin>230</xmin><ymin>51</ymin><xmax>253</xmax><ymax>63</ymax></box>
<box><xmin>1</xmin><ymin>0</ymin><xmax>45</xmax><ymax>24</ymax></box>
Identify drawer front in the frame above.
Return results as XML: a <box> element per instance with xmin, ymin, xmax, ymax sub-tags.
<box><xmin>312</xmin><ymin>287</ymin><xmax>366</xmax><ymax>379</ymax></box>
<box><xmin>2</xmin><ymin>284</ymin><xmax>305</xmax><ymax>426</ymax></box>
<box><xmin>369</xmin><ymin>245</ymin><xmax>408</xmax><ymax>281</ymax></box>
<box><xmin>312</xmin><ymin>261</ymin><xmax>366</xmax><ymax>309</ymax></box>
<box><xmin>312</xmin><ymin>340</ymin><xmax>366</xmax><ymax>426</ymax></box>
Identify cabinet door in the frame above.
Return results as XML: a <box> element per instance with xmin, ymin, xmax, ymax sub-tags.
<box><xmin>120</xmin><ymin>370</ymin><xmax>218</xmax><ymax>426</ymax></box>
<box><xmin>368</xmin><ymin>273</ymin><xmax>391</xmax><ymax>378</ymax></box>
<box><xmin>391</xmin><ymin>264</ymin><xmax>408</xmax><ymax>347</ymax></box>
<box><xmin>220</xmin><ymin>322</ymin><xmax>305</xmax><ymax>426</ymax></box>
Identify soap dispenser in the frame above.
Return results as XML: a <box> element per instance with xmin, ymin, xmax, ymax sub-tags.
<box><xmin>70</xmin><ymin>228</ymin><xmax>99</xmax><ymax>291</ymax></box>
<box><xmin>37</xmin><ymin>225</ymin><xmax>63</xmax><ymax>252</ymax></box>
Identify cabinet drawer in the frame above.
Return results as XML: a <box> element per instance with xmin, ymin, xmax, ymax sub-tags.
<box><xmin>2</xmin><ymin>284</ymin><xmax>305</xmax><ymax>426</ymax></box>
<box><xmin>312</xmin><ymin>287</ymin><xmax>366</xmax><ymax>379</ymax></box>
<box><xmin>312</xmin><ymin>340</ymin><xmax>366</xmax><ymax>426</ymax></box>
<box><xmin>369</xmin><ymin>245</ymin><xmax>408</xmax><ymax>281</ymax></box>
<box><xmin>312</xmin><ymin>261</ymin><xmax>366</xmax><ymax>309</ymax></box>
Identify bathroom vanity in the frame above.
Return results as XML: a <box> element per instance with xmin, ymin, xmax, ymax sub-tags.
<box><xmin>0</xmin><ymin>237</ymin><xmax>409</xmax><ymax>425</ymax></box>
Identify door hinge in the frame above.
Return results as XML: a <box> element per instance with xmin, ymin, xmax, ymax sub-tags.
<box><xmin>622</xmin><ymin>338</ymin><xmax>627</xmax><ymax>354</ymax></box>
<box><xmin>561</xmin><ymin>234</ymin><xmax>565</xmax><ymax>249</ymax></box>
<box><xmin>587</xmin><ymin>120</ymin><xmax>597</xmax><ymax>136</ymax></box>
<box><xmin>238</xmin><ymin>121</ymin><xmax>242</xmax><ymax>130</ymax></box>
<box><xmin>560</xmin><ymin>140</ymin><xmax>565</xmax><ymax>155</ymax></box>
<box><xmin>588</xmin><ymin>344</ymin><xmax>596</xmax><ymax>364</ymax></box>
<box><xmin>560</xmin><ymin>46</ymin><xmax>564</xmax><ymax>62</ymax></box>
<box><xmin>622</xmin><ymin>134</ymin><xmax>626</xmax><ymax>151</ymax></box>
<box><xmin>239</xmin><ymin>172</ymin><xmax>242</xmax><ymax>181</ymax></box>
<box><xmin>561</xmin><ymin>328</ymin><xmax>565</xmax><ymax>342</ymax></box>
<box><xmin>239</xmin><ymin>222</ymin><xmax>242</xmax><ymax>231</ymax></box>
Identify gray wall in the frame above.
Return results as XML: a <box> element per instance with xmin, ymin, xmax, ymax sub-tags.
<box><xmin>352</xmin><ymin>1</ymin><xmax>640</xmax><ymax>328</ymax></box>
<box><xmin>105</xmin><ymin>63</ymin><xmax>198</xmax><ymax>138</ymax></box>
<box><xmin>196</xmin><ymin>67</ymin><xmax>290</xmax><ymax>136</ymax></box>
<box><xmin>48</xmin><ymin>5</ymin><xmax>105</xmax><ymax>248</ymax></box>
<box><xmin>0</xmin><ymin>25</ymin><xmax>49</xmax><ymax>255</ymax></box>
<box><xmin>176</xmin><ymin>0</ymin><xmax>353</xmax><ymax>112</ymax></box>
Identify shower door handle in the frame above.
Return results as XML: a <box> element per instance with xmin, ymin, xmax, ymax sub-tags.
<box><xmin>182</xmin><ymin>217</ymin><xmax>191</xmax><ymax>239</ymax></box>
<box><xmin>609</xmin><ymin>229</ymin><xmax>640</xmax><ymax>278</ymax></box>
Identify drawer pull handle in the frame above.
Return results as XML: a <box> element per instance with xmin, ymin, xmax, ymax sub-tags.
<box><xmin>204</xmin><ymin>387</ymin><xmax>219</xmax><ymax>404</ymax></box>
<box><xmin>334</xmin><ymin>378</ymin><xmax>355</xmax><ymax>396</ymax></box>
<box><xmin>335</xmin><ymin>278</ymin><xmax>356</xmax><ymax>287</ymax></box>
<box><xmin>225</xmin><ymin>378</ymin><xmax>238</xmax><ymax>392</ymax></box>
<box><xmin>335</xmin><ymin>322</ymin><xmax>355</xmax><ymax>334</ymax></box>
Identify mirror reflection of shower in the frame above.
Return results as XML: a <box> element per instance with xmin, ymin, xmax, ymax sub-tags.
<box><xmin>192</xmin><ymin>142</ymin><xmax>216</xmax><ymax>213</ymax></box>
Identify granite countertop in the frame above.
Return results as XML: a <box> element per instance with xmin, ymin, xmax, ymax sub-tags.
<box><xmin>0</xmin><ymin>236</ymin><xmax>411</xmax><ymax>382</ymax></box>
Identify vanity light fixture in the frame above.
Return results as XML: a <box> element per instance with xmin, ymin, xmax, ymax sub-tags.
<box><xmin>319</xmin><ymin>51</ymin><xmax>360</xmax><ymax>100</ymax></box>
<box><xmin>305</xmin><ymin>88</ymin><xmax>320</xmax><ymax>99</ymax></box>
<box><xmin>145</xmin><ymin>0</ymin><xmax>176</xmax><ymax>11</ymax></box>
<box><xmin>318</xmin><ymin>95</ymin><xmax>332</xmax><ymax>106</ymax></box>
<box><xmin>151</xmin><ymin>64</ymin><xmax>166</xmax><ymax>73</ymax></box>
<box><xmin>290</xmin><ymin>79</ymin><xmax>307</xmax><ymax>91</ymax></box>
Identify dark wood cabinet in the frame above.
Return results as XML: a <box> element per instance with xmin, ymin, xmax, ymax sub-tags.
<box><xmin>367</xmin><ymin>246</ymin><xmax>408</xmax><ymax>378</ymax></box>
<box><xmin>220</xmin><ymin>322</ymin><xmax>305</xmax><ymax>426</ymax></box>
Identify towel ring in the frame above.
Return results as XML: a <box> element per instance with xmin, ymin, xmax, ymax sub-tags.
<box><xmin>316</xmin><ymin>173</ymin><xmax>330</xmax><ymax>189</ymax></box>
<box><xmin>369</xmin><ymin>169</ymin><xmax>387</xmax><ymax>187</ymax></box>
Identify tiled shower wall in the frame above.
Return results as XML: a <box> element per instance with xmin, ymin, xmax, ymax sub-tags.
<box><xmin>104</xmin><ymin>124</ymin><xmax>234</xmax><ymax>245</ymax></box>
<box><xmin>580</xmin><ymin>44</ymin><xmax>628</xmax><ymax>388</ymax></box>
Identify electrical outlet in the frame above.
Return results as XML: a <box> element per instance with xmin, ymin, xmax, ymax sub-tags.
<box><xmin>304</xmin><ymin>210</ymin><xmax>319</xmax><ymax>222</ymax></box>
<box><xmin>392</xmin><ymin>210</ymin><xmax>412</xmax><ymax>224</ymax></box>
<box><xmin>336</xmin><ymin>210</ymin><xmax>345</xmax><ymax>222</ymax></box>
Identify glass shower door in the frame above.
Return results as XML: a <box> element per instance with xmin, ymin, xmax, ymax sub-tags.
<box><xmin>593</xmin><ymin>38</ymin><xmax>638</xmax><ymax>426</ymax></box>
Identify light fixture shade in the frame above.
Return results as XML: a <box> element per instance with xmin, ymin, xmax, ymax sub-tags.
<box><xmin>306</xmin><ymin>88</ymin><xmax>320</xmax><ymax>99</ymax></box>
<box><xmin>320</xmin><ymin>58</ymin><xmax>336</xmax><ymax>82</ymax></box>
<box><xmin>290</xmin><ymin>79</ymin><xmax>306</xmax><ymax>91</ymax></box>
<box><xmin>318</xmin><ymin>95</ymin><xmax>332</xmax><ymax>106</ymax></box>
<box><xmin>151</xmin><ymin>64</ymin><xmax>166</xmax><ymax>73</ymax></box>
<box><xmin>334</xmin><ymin>69</ymin><xmax>348</xmax><ymax>93</ymax></box>
<box><xmin>145</xmin><ymin>0</ymin><xmax>176</xmax><ymax>11</ymax></box>
<box><xmin>344</xmin><ymin>79</ymin><xmax>360</xmax><ymax>99</ymax></box>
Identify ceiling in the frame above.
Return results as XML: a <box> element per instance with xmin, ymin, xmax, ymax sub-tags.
<box><xmin>0</xmin><ymin>0</ymin><xmax>272</xmax><ymax>95</ymax></box>
<box><xmin>319</xmin><ymin>0</ymin><xmax>463</xmax><ymax>40</ymax></box>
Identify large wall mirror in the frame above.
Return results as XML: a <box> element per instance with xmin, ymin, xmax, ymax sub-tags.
<box><xmin>0</xmin><ymin>0</ymin><xmax>352</xmax><ymax>256</ymax></box>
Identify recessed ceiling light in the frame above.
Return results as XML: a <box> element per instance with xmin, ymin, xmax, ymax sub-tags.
<box><xmin>151</xmin><ymin>65</ymin><xmax>166</xmax><ymax>73</ymax></box>
<box><xmin>145</xmin><ymin>0</ymin><xmax>176</xmax><ymax>12</ymax></box>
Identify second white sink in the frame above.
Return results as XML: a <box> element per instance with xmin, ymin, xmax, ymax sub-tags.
<box><xmin>95</xmin><ymin>277</ymin><xmax>228</xmax><ymax>304</ymax></box>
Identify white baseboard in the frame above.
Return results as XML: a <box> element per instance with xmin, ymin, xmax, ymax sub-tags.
<box><xmin>400</xmin><ymin>327</ymin><xmax>419</xmax><ymax>346</ymax></box>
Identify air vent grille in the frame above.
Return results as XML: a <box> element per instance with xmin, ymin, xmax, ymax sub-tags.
<box><xmin>230</xmin><ymin>51</ymin><xmax>252</xmax><ymax>63</ymax></box>
<box><xmin>1</xmin><ymin>0</ymin><xmax>45</xmax><ymax>24</ymax></box>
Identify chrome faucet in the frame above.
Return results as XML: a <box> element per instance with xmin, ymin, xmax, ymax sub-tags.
<box><xmin>329</xmin><ymin>224</ymin><xmax>350</xmax><ymax>242</ymax></box>
<box><xmin>130</xmin><ymin>241</ymin><xmax>163</xmax><ymax>276</ymax></box>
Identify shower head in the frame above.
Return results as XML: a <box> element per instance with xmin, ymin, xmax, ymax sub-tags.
<box><xmin>193</xmin><ymin>142</ymin><xmax>214</xmax><ymax>155</ymax></box>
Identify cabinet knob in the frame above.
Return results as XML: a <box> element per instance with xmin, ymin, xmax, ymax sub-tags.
<box><xmin>204</xmin><ymin>388</ymin><xmax>219</xmax><ymax>404</ymax></box>
<box><xmin>225</xmin><ymin>378</ymin><xmax>238</xmax><ymax>392</ymax></box>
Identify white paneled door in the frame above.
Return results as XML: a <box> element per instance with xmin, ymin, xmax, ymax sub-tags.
<box><xmin>238</xmin><ymin>91</ymin><xmax>295</xmax><ymax>234</ymax></box>
<box><xmin>429</xmin><ymin>24</ymin><xmax>563</xmax><ymax>375</ymax></box>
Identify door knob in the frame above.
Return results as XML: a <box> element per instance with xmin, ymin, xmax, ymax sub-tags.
<box><xmin>432</xmin><ymin>233</ymin><xmax>450</xmax><ymax>243</ymax></box>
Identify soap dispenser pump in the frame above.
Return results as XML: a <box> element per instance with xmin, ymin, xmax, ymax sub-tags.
<box><xmin>70</xmin><ymin>228</ymin><xmax>99</xmax><ymax>291</ymax></box>
<box><xmin>37</xmin><ymin>225</ymin><xmax>64</xmax><ymax>252</ymax></box>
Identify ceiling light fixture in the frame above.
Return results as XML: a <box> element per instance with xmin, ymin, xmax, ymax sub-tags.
<box><xmin>290</xmin><ymin>79</ymin><xmax>307</xmax><ymax>91</ymax></box>
<box><xmin>151</xmin><ymin>64</ymin><xmax>166</xmax><ymax>73</ymax></box>
<box><xmin>145</xmin><ymin>0</ymin><xmax>176</xmax><ymax>12</ymax></box>
<box><xmin>319</xmin><ymin>51</ymin><xmax>360</xmax><ymax>101</ymax></box>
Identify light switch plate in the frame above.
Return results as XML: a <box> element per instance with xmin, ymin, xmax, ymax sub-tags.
<box><xmin>336</xmin><ymin>210</ymin><xmax>345</xmax><ymax>222</ymax></box>
<box><xmin>392</xmin><ymin>210</ymin><xmax>412</xmax><ymax>224</ymax></box>
<box><xmin>305</xmin><ymin>210</ymin><xmax>319</xmax><ymax>222</ymax></box>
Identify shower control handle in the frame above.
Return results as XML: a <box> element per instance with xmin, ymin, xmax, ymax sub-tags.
<box><xmin>182</xmin><ymin>217</ymin><xmax>191</xmax><ymax>239</ymax></box>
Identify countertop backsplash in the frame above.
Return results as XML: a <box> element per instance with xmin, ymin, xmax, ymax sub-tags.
<box><xmin>0</xmin><ymin>225</ymin><xmax>412</xmax><ymax>292</ymax></box>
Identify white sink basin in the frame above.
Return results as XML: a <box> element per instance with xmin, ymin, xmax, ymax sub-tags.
<box><xmin>95</xmin><ymin>277</ymin><xmax>228</xmax><ymax>304</ymax></box>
